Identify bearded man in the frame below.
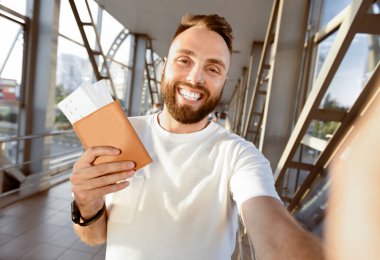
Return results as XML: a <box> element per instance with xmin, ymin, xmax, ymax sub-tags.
<box><xmin>70</xmin><ymin>14</ymin><xmax>323</xmax><ymax>260</ymax></box>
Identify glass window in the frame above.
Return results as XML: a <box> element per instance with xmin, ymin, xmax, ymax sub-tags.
<box><xmin>113</xmin><ymin>34</ymin><xmax>132</xmax><ymax>65</ymax></box>
<box><xmin>56</xmin><ymin>36</ymin><xmax>93</xmax><ymax>90</ymax></box>
<box><xmin>100</xmin><ymin>10</ymin><xmax>124</xmax><ymax>54</ymax></box>
<box><xmin>0</xmin><ymin>17</ymin><xmax>24</xmax><ymax>85</ymax></box>
<box><xmin>319</xmin><ymin>0</ymin><xmax>351</xmax><ymax>28</ymax></box>
<box><xmin>314</xmin><ymin>31</ymin><xmax>337</xmax><ymax>80</ymax></box>
<box><xmin>75</xmin><ymin>0</ymin><xmax>98</xmax><ymax>25</ymax></box>
<box><xmin>369</xmin><ymin>2</ymin><xmax>380</xmax><ymax>14</ymax></box>
<box><xmin>308</xmin><ymin>119</ymin><xmax>340</xmax><ymax>141</ymax></box>
<box><xmin>320</xmin><ymin>34</ymin><xmax>380</xmax><ymax>110</ymax></box>
<box><xmin>58</xmin><ymin>0</ymin><xmax>84</xmax><ymax>44</ymax></box>
<box><xmin>280</xmin><ymin>168</ymin><xmax>309</xmax><ymax>199</ymax></box>
<box><xmin>300</xmin><ymin>119</ymin><xmax>340</xmax><ymax>164</ymax></box>
<box><xmin>0</xmin><ymin>0</ymin><xmax>27</xmax><ymax>16</ymax></box>
<box><xmin>109</xmin><ymin>61</ymin><xmax>131</xmax><ymax>101</ymax></box>
<box><xmin>55</xmin><ymin>36</ymin><xmax>94</xmax><ymax>130</ymax></box>
<box><xmin>0</xmin><ymin>14</ymin><xmax>25</xmax><ymax>164</ymax></box>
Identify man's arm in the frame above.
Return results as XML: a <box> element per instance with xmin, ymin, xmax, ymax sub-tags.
<box><xmin>72</xmin><ymin>210</ymin><xmax>107</xmax><ymax>246</ymax></box>
<box><xmin>70</xmin><ymin>146</ymin><xmax>136</xmax><ymax>245</ymax></box>
<box><xmin>241</xmin><ymin>196</ymin><xmax>324</xmax><ymax>260</ymax></box>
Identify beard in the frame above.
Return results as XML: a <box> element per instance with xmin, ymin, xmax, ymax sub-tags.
<box><xmin>160</xmin><ymin>73</ymin><xmax>223</xmax><ymax>124</ymax></box>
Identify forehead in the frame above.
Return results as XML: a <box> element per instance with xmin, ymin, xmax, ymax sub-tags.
<box><xmin>168</xmin><ymin>26</ymin><xmax>230</xmax><ymax>69</ymax></box>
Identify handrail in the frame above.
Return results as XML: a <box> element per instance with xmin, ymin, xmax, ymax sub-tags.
<box><xmin>0</xmin><ymin>129</ymin><xmax>81</xmax><ymax>203</ymax></box>
<box><xmin>0</xmin><ymin>167</ymin><xmax>72</xmax><ymax>198</ymax></box>
<box><xmin>0</xmin><ymin>129</ymin><xmax>75</xmax><ymax>143</ymax></box>
<box><xmin>0</xmin><ymin>147</ymin><xmax>82</xmax><ymax>172</ymax></box>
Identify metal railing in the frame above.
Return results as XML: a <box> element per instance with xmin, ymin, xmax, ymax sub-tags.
<box><xmin>0</xmin><ymin>129</ymin><xmax>82</xmax><ymax>206</ymax></box>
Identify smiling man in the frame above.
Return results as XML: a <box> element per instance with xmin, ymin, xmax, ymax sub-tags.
<box><xmin>160</xmin><ymin>24</ymin><xmax>229</xmax><ymax>127</ymax></box>
<box><xmin>70</xmin><ymin>14</ymin><xmax>324</xmax><ymax>260</ymax></box>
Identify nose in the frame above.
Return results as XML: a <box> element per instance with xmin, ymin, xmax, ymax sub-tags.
<box><xmin>186</xmin><ymin>64</ymin><xmax>205</xmax><ymax>86</ymax></box>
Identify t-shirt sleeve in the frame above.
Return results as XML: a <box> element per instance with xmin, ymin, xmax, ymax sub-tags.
<box><xmin>229</xmin><ymin>141</ymin><xmax>281</xmax><ymax>211</ymax></box>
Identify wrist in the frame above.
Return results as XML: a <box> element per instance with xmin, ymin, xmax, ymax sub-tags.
<box><xmin>71</xmin><ymin>200</ymin><xmax>106</xmax><ymax>226</ymax></box>
<box><xmin>80</xmin><ymin>203</ymin><xmax>104</xmax><ymax>219</ymax></box>
<box><xmin>73</xmin><ymin>197</ymin><xmax>104</xmax><ymax>219</ymax></box>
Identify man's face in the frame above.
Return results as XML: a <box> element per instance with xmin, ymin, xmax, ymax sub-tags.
<box><xmin>161</xmin><ymin>26</ymin><xmax>230</xmax><ymax>124</ymax></box>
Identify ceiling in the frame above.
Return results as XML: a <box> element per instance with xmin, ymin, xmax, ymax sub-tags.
<box><xmin>95</xmin><ymin>0</ymin><xmax>275</xmax><ymax>104</ymax></box>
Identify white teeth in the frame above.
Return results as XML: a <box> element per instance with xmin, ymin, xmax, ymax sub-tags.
<box><xmin>179</xmin><ymin>88</ymin><xmax>201</xmax><ymax>101</ymax></box>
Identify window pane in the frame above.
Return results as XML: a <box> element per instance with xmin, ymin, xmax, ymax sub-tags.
<box><xmin>56</xmin><ymin>36</ymin><xmax>93</xmax><ymax>93</ymax></box>
<box><xmin>55</xmin><ymin>36</ymin><xmax>94</xmax><ymax>129</ymax></box>
<box><xmin>0</xmin><ymin>0</ymin><xmax>27</xmax><ymax>16</ymax></box>
<box><xmin>52</xmin><ymin>36</ymin><xmax>92</xmax><ymax>161</ymax></box>
<box><xmin>320</xmin><ymin>34</ymin><xmax>380</xmax><ymax>110</ymax></box>
<box><xmin>371</xmin><ymin>2</ymin><xmax>380</xmax><ymax>14</ymax></box>
<box><xmin>0</xmin><ymin>16</ymin><xmax>25</xmax><ymax>164</ymax></box>
<box><xmin>314</xmin><ymin>31</ymin><xmax>337</xmax><ymax>80</ymax></box>
<box><xmin>308</xmin><ymin>120</ymin><xmax>340</xmax><ymax>141</ymax></box>
<box><xmin>113</xmin><ymin>34</ymin><xmax>133</xmax><ymax>66</ymax></box>
<box><xmin>58</xmin><ymin>0</ymin><xmax>83</xmax><ymax>44</ymax></box>
<box><xmin>0</xmin><ymin>17</ymin><xmax>24</xmax><ymax>84</ymax></box>
<box><xmin>0</xmin><ymin>97</ymin><xmax>19</xmax><ymax>163</ymax></box>
<box><xmin>319</xmin><ymin>0</ymin><xmax>351</xmax><ymax>28</ymax></box>
<box><xmin>74</xmin><ymin>0</ymin><xmax>98</xmax><ymax>25</ymax></box>
<box><xmin>109</xmin><ymin>61</ymin><xmax>131</xmax><ymax>101</ymax></box>
<box><xmin>100</xmin><ymin>10</ymin><xmax>125</xmax><ymax>54</ymax></box>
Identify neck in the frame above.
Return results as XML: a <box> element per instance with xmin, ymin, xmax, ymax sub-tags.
<box><xmin>158</xmin><ymin>107</ymin><xmax>210</xmax><ymax>134</ymax></box>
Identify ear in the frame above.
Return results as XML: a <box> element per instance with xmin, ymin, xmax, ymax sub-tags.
<box><xmin>162</xmin><ymin>57</ymin><xmax>168</xmax><ymax>74</ymax></box>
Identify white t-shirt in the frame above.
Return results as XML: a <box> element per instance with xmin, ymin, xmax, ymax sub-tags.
<box><xmin>106</xmin><ymin>114</ymin><xmax>280</xmax><ymax>260</ymax></box>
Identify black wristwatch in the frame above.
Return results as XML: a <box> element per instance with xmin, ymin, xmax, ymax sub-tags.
<box><xmin>71</xmin><ymin>200</ymin><xmax>106</xmax><ymax>226</ymax></box>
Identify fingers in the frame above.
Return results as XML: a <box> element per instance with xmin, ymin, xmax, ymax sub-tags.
<box><xmin>71</xmin><ymin>161</ymin><xmax>136</xmax><ymax>193</ymax></box>
<box><xmin>71</xmin><ymin>146</ymin><xmax>138</xmax><ymax>210</ymax></box>
<box><xmin>74</xmin><ymin>146</ymin><xmax>121</xmax><ymax>169</ymax></box>
<box><xmin>74</xmin><ymin>161</ymin><xmax>136</xmax><ymax>179</ymax></box>
<box><xmin>74</xmin><ymin>180</ymin><xmax>130</xmax><ymax>206</ymax></box>
<box><xmin>73</xmin><ymin>170</ymin><xmax>136</xmax><ymax>191</ymax></box>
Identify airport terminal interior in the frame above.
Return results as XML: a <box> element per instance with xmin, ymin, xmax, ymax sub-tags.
<box><xmin>0</xmin><ymin>0</ymin><xmax>379</xmax><ymax>259</ymax></box>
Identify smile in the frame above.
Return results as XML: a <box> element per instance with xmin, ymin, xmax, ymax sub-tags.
<box><xmin>179</xmin><ymin>88</ymin><xmax>203</xmax><ymax>101</ymax></box>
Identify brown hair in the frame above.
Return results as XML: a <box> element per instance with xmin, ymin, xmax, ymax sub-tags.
<box><xmin>172</xmin><ymin>14</ymin><xmax>233</xmax><ymax>54</ymax></box>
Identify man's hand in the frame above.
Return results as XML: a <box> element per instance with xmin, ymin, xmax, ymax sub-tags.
<box><xmin>70</xmin><ymin>146</ymin><xmax>136</xmax><ymax>218</ymax></box>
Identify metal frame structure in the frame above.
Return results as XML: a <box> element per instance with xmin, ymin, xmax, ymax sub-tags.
<box><xmin>274</xmin><ymin>0</ymin><xmax>380</xmax><ymax>212</ymax></box>
<box><xmin>241</xmin><ymin>0</ymin><xmax>279</xmax><ymax>145</ymax></box>
<box><xmin>68</xmin><ymin>0</ymin><xmax>116</xmax><ymax>95</ymax></box>
<box><xmin>1</xmin><ymin>1</ymin><xmax>89</xmax><ymax>207</ymax></box>
<box><xmin>68</xmin><ymin>1</ymin><xmax>161</xmax><ymax>113</ymax></box>
<box><xmin>145</xmin><ymin>37</ymin><xmax>161</xmax><ymax>105</ymax></box>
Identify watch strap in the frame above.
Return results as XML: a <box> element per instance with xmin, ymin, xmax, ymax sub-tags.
<box><xmin>71</xmin><ymin>200</ymin><xmax>106</xmax><ymax>226</ymax></box>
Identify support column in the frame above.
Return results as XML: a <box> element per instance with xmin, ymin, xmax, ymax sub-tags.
<box><xmin>260</xmin><ymin>0</ymin><xmax>310</xmax><ymax>170</ymax></box>
<box><xmin>21</xmin><ymin>0</ymin><xmax>60</xmax><ymax>176</ymax></box>
<box><xmin>127</xmin><ymin>34</ymin><xmax>147</xmax><ymax>116</ymax></box>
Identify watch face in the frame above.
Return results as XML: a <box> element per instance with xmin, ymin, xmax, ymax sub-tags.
<box><xmin>71</xmin><ymin>201</ymin><xmax>81</xmax><ymax>224</ymax></box>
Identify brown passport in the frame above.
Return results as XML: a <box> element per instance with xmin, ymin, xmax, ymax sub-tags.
<box><xmin>73</xmin><ymin>100</ymin><xmax>152</xmax><ymax>170</ymax></box>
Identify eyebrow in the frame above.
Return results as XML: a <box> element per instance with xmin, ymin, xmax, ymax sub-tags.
<box><xmin>175</xmin><ymin>49</ymin><xmax>226</xmax><ymax>70</ymax></box>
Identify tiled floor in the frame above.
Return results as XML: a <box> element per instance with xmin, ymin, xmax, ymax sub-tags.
<box><xmin>0</xmin><ymin>181</ymin><xmax>106</xmax><ymax>260</ymax></box>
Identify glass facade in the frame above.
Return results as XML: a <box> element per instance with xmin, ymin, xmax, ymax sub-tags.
<box><xmin>319</xmin><ymin>0</ymin><xmax>351</xmax><ymax>28</ymax></box>
<box><xmin>0</xmin><ymin>0</ymin><xmax>26</xmax><ymax>16</ymax></box>
<box><xmin>0</xmin><ymin>4</ymin><xmax>27</xmax><ymax>164</ymax></box>
<box><xmin>320</xmin><ymin>34</ymin><xmax>380</xmax><ymax>110</ymax></box>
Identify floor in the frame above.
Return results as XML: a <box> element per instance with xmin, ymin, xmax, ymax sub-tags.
<box><xmin>0</xmin><ymin>181</ymin><xmax>106</xmax><ymax>260</ymax></box>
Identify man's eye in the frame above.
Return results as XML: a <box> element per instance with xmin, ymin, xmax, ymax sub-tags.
<box><xmin>178</xmin><ymin>58</ymin><xmax>189</xmax><ymax>64</ymax></box>
<box><xmin>208</xmin><ymin>67</ymin><xmax>219</xmax><ymax>74</ymax></box>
